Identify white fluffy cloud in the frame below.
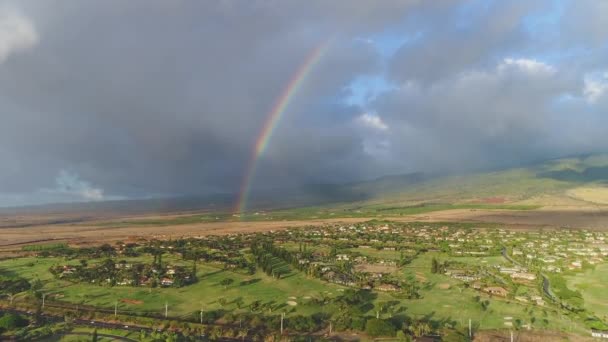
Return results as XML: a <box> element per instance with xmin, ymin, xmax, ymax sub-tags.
<box><xmin>583</xmin><ymin>73</ymin><xmax>608</xmax><ymax>104</ymax></box>
<box><xmin>0</xmin><ymin>6</ymin><xmax>37</xmax><ymax>63</ymax></box>
<box><xmin>499</xmin><ymin>58</ymin><xmax>555</xmax><ymax>75</ymax></box>
<box><xmin>357</xmin><ymin>113</ymin><xmax>389</xmax><ymax>131</ymax></box>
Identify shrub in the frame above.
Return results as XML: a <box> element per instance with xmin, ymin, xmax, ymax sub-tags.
<box><xmin>0</xmin><ymin>313</ymin><xmax>29</xmax><ymax>330</ymax></box>
<box><xmin>365</xmin><ymin>318</ymin><xmax>396</xmax><ymax>337</ymax></box>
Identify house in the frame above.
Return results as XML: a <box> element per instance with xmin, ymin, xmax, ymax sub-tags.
<box><xmin>483</xmin><ymin>286</ymin><xmax>508</xmax><ymax>297</ymax></box>
<box><xmin>336</xmin><ymin>254</ymin><xmax>350</xmax><ymax>261</ymax></box>
<box><xmin>161</xmin><ymin>278</ymin><xmax>174</xmax><ymax>286</ymax></box>
<box><xmin>61</xmin><ymin>265</ymin><xmax>76</xmax><ymax>275</ymax></box>
<box><xmin>592</xmin><ymin>330</ymin><xmax>608</xmax><ymax>339</ymax></box>
<box><xmin>570</xmin><ymin>261</ymin><xmax>582</xmax><ymax>269</ymax></box>
<box><xmin>530</xmin><ymin>295</ymin><xmax>545</xmax><ymax>306</ymax></box>
<box><xmin>117</xmin><ymin>279</ymin><xmax>133</xmax><ymax>286</ymax></box>
<box><xmin>376</xmin><ymin>284</ymin><xmax>400</xmax><ymax>292</ymax></box>
<box><xmin>499</xmin><ymin>267</ymin><xmax>522</xmax><ymax>274</ymax></box>
<box><xmin>511</xmin><ymin>272</ymin><xmax>536</xmax><ymax>281</ymax></box>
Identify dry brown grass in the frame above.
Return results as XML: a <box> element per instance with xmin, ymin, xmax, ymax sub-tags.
<box><xmin>4</xmin><ymin>206</ymin><xmax>608</xmax><ymax>250</ymax></box>
<box><xmin>568</xmin><ymin>186</ymin><xmax>608</xmax><ymax>204</ymax></box>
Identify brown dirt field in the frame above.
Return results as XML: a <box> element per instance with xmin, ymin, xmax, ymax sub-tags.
<box><xmin>438</xmin><ymin>283</ymin><xmax>450</xmax><ymax>289</ymax></box>
<box><xmin>3</xmin><ymin>207</ymin><xmax>608</xmax><ymax>249</ymax></box>
<box><xmin>0</xmin><ymin>217</ymin><xmax>376</xmax><ymax>249</ymax></box>
<box><xmin>415</xmin><ymin>207</ymin><xmax>608</xmax><ymax>229</ymax></box>
<box><xmin>120</xmin><ymin>299</ymin><xmax>143</xmax><ymax>305</ymax></box>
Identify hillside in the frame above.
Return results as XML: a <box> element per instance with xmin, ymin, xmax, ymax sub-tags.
<box><xmin>3</xmin><ymin>154</ymin><xmax>608</xmax><ymax>221</ymax></box>
<box><xmin>344</xmin><ymin>154</ymin><xmax>608</xmax><ymax>209</ymax></box>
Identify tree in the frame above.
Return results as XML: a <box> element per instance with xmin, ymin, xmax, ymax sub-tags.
<box><xmin>218</xmin><ymin>298</ymin><xmax>227</xmax><ymax>307</ymax></box>
<box><xmin>365</xmin><ymin>318</ymin><xmax>396</xmax><ymax>337</ymax></box>
<box><xmin>396</xmin><ymin>330</ymin><xmax>411</xmax><ymax>342</ymax></box>
<box><xmin>411</xmin><ymin>320</ymin><xmax>431</xmax><ymax>337</ymax></box>
<box><xmin>0</xmin><ymin>313</ymin><xmax>28</xmax><ymax>331</ymax></box>
<box><xmin>238</xmin><ymin>327</ymin><xmax>249</xmax><ymax>341</ymax></box>
<box><xmin>91</xmin><ymin>328</ymin><xmax>98</xmax><ymax>342</ymax></box>
<box><xmin>220</xmin><ymin>278</ymin><xmax>234</xmax><ymax>289</ymax></box>
<box><xmin>431</xmin><ymin>257</ymin><xmax>439</xmax><ymax>274</ymax></box>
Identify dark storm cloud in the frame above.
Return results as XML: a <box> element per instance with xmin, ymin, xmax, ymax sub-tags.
<box><xmin>0</xmin><ymin>0</ymin><xmax>607</xmax><ymax>206</ymax></box>
<box><xmin>0</xmin><ymin>0</ymin><xmax>434</xmax><ymax>205</ymax></box>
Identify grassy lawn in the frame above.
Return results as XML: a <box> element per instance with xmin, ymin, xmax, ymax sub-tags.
<box><xmin>566</xmin><ymin>263</ymin><xmax>608</xmax><ymax>319</ymax></box>
<box><xmin>394</xmin><ymin>252</ymin><xmax>586</xmax><ymax>334</ymax></box>
<box><xmin>349</xmin><ymin>247</ymin><xmax>402</xmax><ymax>260</ymax></box>
<box><xmin>0</xmin><ymin>256</ymin><xmax>344</xmax><ymax>318</ymax></box>
<box><xmin>0</xmin><ymin>253</ymin><xmax>591</xmax><ymax>335</ymax></box>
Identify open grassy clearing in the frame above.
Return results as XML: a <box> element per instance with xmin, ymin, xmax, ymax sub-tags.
<box><xmin>566</xmin><ymin>263</ymin><xmax>608</xmax><ymax>319</ymax></box>
<box><xmin>349</xmin><ymin>247</ymin><xmax>402</xmax><ymax>260</ymax></box>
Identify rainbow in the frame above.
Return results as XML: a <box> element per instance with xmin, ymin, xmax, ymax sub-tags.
<box><xmin>234</xmin><ymin>39</ymin><xmax>332</xmax><ymax>215</ymax></box>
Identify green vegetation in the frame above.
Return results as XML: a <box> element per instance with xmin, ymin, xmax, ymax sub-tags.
<box><xmin>566</xmin><ymin>263</ymin><xmax>608</xmax><ymax>318</ymax></box>
<box><xmin>0</xmin><ymin>313</ymin><xmax>28</xmax><ymax>331</ymax></box>
<box><xmin>22</xmin><ymin>243</ymin><xmax>69</xmax><ymax>252</ymax></box>
<box><xmin>85</xmin><ymin>155</ymin><xmax>608</xmax><ymax>228</ymax></box>
<box><xmin>2</xmin><ymin>221</ymin><xmax>607</xmax><ymax>340</ymax></box>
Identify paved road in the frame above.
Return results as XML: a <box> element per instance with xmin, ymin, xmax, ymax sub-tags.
<box><xmin>0</xmin><ymin>307</ymin><xmax>155</xmax><ymax>335</ymax></box>
<box><xmin>52</xmin><ymin>332</ymin><xmax>138</xmax><ymax>342</ymax></box>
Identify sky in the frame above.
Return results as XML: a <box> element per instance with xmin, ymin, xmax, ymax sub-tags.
<box><xmin>0</xmin><ymin>0</ymin><xmax>608</xmax><ymax>207</ymax></box>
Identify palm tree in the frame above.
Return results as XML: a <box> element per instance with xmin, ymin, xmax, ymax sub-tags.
<box><xmin>238</xmin><ymin>327</ymin><xmax>249</xmax><ymax>341</ymax></box>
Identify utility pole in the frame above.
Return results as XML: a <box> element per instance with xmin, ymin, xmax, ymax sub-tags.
<box><xmin>165</xmin><ymin>302</ymin><xmax>168</xmax><ymax>318</ymax></box>
<box><xmin>280</xmin><ymin>312</ymin><xmax>285</xmax><ymax>335</ymax></box>
<box><xmin>114</xmin><ymin>301</ymin><xmax>118</xmax><ymax>318</ymax></box>
<box><xmin>510</xmin><ymin>330</ymin><xmax>513</xmax><ymax>342</ymax></box>
<box><xmin>42</xmin><ymin>293</ymin><xmax>46</xmax><ymax>310</ymax></box>
<box><xmin>469</xmin><ymin>318</ymin><xmax>472</xmax><ymax>340</ymax></box>
<box><xmin>200</xmin><ymin>304</ymin><xmax>204</xmax><ymax>324</ymax></box>
<box><xmin>329</xmin><ymin>321</ymin><xmax>333</xmax><ymax>335</ymax></box>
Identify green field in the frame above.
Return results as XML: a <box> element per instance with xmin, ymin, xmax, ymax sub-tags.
<box><xmin>0</xmin><ymin>255</ymin><xmax>343</xmax><ymax>317</ymax></box>
<box><xmin>397</xmin><ymin>253</ymin><xmax>588</xmax><ymax>334</ymax></box>
<box><xmin>0</xmin><ymin>252</ymin><xmax>590</xmax><ymax>336</ymax></box>
<box><xmin>566</xmin><ymin>263</ymin><xmax>608</xmax><ymax>319</ymax></box>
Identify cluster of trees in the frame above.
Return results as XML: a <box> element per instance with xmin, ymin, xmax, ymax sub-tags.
<box><xmin>431</xmin><ymin>257</ymin><xmax>449</xmax><ymax>274</ymax></box>
<box><xmin>0</xmin><ymin>313</ymin><xmax>29</xmax><ymax>333</ymax></box>
<box><xmin>33</xmin><ymin>243</ymin><xmax>119</xmax><ymax>259</ymax></box>
<box><xmin>0</xmin><ymin>276</ymin><xmax>31</xmax><ymax>297</ymax></box>
<box><xmin>49</xmin><ymin>259</ymin><xmax>196</xmax><ymax>288</ymax></box>
<box><xmin>180</xmin><ymin>248</ymin><xmax>255</xmax><ymax>274</ymax></box>
<box><xmin>250</xmin><ymin>241</ymin><xmax>292</xmax><ymax>279</ymax></box>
